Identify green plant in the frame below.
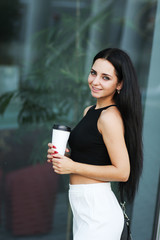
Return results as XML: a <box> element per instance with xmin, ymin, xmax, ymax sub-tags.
<box><xmin>0</xmin><ymin>13</ymin><xmax>93</xmax><ymax>165</ymax></box>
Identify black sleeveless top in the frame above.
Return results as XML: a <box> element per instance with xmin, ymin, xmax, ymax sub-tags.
<box><xmin>68</xmin><ymin>105</ymin><xmax>116</xmax><ymax>166</ymax></box>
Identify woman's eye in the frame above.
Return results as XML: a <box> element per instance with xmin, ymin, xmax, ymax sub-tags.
<box><xmin>103</xmin><ymin>76</ymin><xmax>110</xmax><ymax>80</ymax></box>
<box><xmin>90</xmin><ymin>71</ymin><xmax>96</xmax><ymax>75</ymax></box>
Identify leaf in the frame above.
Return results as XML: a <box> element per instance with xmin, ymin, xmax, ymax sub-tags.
<box><xmin>17</xmin><ymin>99</ymin><xmax>56</xmax><ymax>125</ymax></box>
<box><xmin>0</xmin><ymin>92</ymin><xmax>15</xmax><ymax>115</ymax></box>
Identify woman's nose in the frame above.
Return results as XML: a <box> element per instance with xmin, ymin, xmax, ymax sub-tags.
<box><xmin>92</xmin><ymin>76</ymin><xmax>100</xmax><ymax>85</ymax></box>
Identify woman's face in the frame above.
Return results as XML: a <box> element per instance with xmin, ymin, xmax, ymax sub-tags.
<box><xmin>88</xmin><ymin>58</ymin><xmax>122</xmax><ymax>100</ymax></box>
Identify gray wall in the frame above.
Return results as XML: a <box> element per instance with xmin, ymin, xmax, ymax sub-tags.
<box><xmin>131</xmin><ymin>0</ymin><xmax>160</xmax><ymax>239</ymax></box>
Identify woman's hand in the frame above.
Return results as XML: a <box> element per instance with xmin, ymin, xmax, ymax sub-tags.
<box><xmin>47</xmin><ymin>143</ymin><xmax>74</xmax><ymax>174</ymax></box>
<box><xmin>52</xmin><ymin>154</ymin><xmax>75</xmax><ymax>174</ymax></box>
<box><xmin>47</xmin><ymin>143</ymin><xmax>57</xmax><ymax>163</ymax></box>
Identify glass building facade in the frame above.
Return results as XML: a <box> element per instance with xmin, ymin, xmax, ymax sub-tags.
<box><xmin>0</xmin><ymin>0</ymin><xmax>159</xmax><ymax>239</ymax></box>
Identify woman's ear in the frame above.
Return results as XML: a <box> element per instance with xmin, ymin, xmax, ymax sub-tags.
<box><xmin>116</xmin><ymin>80</ymin><xmax>123</xmax><ymax>91</ymax></box>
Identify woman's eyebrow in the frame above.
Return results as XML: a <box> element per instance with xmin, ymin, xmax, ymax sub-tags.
<box><xmin>102</xmin><ymin>73</ymin><xmax>112</xmax><ymax>77</ymax></box>
<box><xmin>91</xmin><ymin>68</ymin><xmax>112</xmax><ymax>77</ymax></box>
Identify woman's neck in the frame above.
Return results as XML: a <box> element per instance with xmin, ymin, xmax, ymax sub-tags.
<box><xmin>96</xmin><ymin>99</ymin><xmax>115</xmax><ymax>109</ymax></box>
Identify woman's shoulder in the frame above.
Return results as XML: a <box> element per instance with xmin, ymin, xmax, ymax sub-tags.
<box><xmin>83</xmin><ymin>105</ymin><xmax>93</xmax><ymax>116</ymax></box>
<box><xmin>99</xmin><ymin>106</ymin><xmax>124</xmax><ymax>132</ymax></box>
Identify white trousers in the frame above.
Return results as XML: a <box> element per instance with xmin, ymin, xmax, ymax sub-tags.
<box><xmin>69</xmin><ymin>182</ymin><xmax>124</xmax><ymax>240</ymax></box>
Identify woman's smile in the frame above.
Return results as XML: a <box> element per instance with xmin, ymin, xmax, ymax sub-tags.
<box><xmin>91</xmin><ymin>86</ymin><xmax>102</xmax><ymax>92</ymax></box>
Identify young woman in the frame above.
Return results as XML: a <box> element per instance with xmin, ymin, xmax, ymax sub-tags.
<box><xmin>47</xmin><ymin>48</ymin><xmax>143</xmax><ymax>240</ymax></box>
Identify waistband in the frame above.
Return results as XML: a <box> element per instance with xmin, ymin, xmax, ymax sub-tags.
<box><xmin>69</xmin><ymin>182</ymin><xmax>111</xmax><ymax>191</ymax></box>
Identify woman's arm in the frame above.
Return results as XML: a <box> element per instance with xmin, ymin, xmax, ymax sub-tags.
<box><xmin>48</xmin><ymin>108</ymin><xmax>130</xmax><ymax>182</ymax></box>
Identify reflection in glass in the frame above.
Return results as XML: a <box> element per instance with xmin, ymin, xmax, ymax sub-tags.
<box><xmin>0</xmin><ymin>0</ymin><xmax>159</xmax><ymax>239</ymax></box>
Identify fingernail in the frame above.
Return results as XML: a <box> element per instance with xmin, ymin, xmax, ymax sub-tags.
<box><xmin>53</xmin><ymin>151</ymin><xmax>58</xmax><ymax>154</ymax></box>
<box><xmin>51</xmin><ymin>151</ymin><xmax>58</xmax><ymax>155</ymax></box>
<box><xmin>52</xmin><ymin>145</ymin><xmax>56</xmax><ymax>149</ymax></box>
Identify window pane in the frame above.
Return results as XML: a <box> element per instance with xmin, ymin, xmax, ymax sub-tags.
<box><xmin>0</xmin><ymin>0</ymin><xmax>159</xmax><ymax>239</ymax></box>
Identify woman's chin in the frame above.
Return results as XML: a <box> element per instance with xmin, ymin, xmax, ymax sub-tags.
<box><xmin>91</xmin><ymin>91</ymin><xmax>101</xmax><ymax>98</ymax></box>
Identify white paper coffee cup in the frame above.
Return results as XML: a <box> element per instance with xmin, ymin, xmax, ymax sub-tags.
<box><xmin>52</xmin><ymin>124</ymin><xmax>71</xmax><ymax>155</ymax></box>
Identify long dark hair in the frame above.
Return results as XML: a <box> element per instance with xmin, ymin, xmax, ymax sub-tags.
<box><xmin>93</xmin><ymin>48</ymin><xmax>143</xmax><ymax>202</ymax></box>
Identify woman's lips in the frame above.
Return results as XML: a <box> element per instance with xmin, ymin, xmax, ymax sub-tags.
<box><xmin>91</xmin><ymin>86</ymin><xmax>102</xmax><ymax>92</ymax></box>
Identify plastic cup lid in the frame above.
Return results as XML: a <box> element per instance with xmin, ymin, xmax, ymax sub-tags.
<box><xmin>53</xmin><ymin>124</ymin><xmax>71</xmax><ymax>132</ymax></box>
